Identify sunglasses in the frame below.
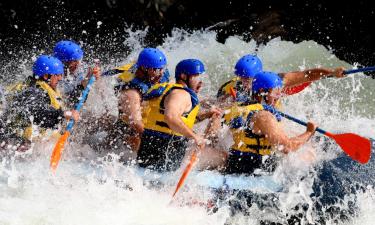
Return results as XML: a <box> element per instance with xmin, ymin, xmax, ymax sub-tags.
<box><xmin>146</xmin><ymin>67</ymin><xmax>165</xmax><ymax>74</ymax></box>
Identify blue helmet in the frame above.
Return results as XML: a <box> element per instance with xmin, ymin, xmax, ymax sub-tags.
<box><xmin>33</xmin><ymin>55</ymin><xmax>64</xmax><ymax>77</ymax></box>
<box><xmin>252</xmin><ymin>71</ymin><xmax>283</xmax><ymax>94</ymax></box>
<box><xmin>234</xmin><ymin>54</ymin><xmax>262</xmax><ymax>78</ymax></box>
<box><xmin>175</xmin><ymin>59</ymin><xmax>205</xmax><ymax>80</ymax></box>
<box><xmin>54</xmin><ymin>40</ymin><xmax>84</xmax><ymax>62</ymax></box>
<box><xmin>136</xmin><ymin>48</ymin><xmax>167</xmax><ymax>69</ymax></box>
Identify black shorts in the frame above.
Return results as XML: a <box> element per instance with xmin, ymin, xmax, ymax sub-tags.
<box><xmin>225</xmin><ymin>149</ymin><xmax>277</xmax><ymax>175</ymax></box>
<box><xmin>137</xmin><ymin>132</ymin><xmax>188</xmax><ymax>172</ymax></box>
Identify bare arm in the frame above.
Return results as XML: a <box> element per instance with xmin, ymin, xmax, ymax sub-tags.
<box><xmin>119</xmin><ymin>89</ymin><xmax>144</xmax><ymax>133</ymax></box>
<box><xmin>252</xmin><ymin>111</ymin><xmax>316</xmax><ymax>153</ymax></box>
<box><xmin>164</xmin><ymin>89</ymin><xmax>205</xmax><ymax>148</ymax></box>
<box><xmin>164</xmin><ymin>89</ymin><xmax>195</xmax><ymax>138</ymax></box>
<box><xmin>281</xmin><ymin>67</ymin><xmax>345</xmax><ymax>88</ymax></box>
<box><xmin>203</xmin><ymin>113</ymin><xmax>222</xmax><ymax>143</ymax></box>
<box><xmin>196</xmin><ymin>106</ymin><xmax>222</xmax><ymax>122</ymax></box>
<box><xmin>81</xmin><ymin>64</ymin><xmax>101</xmax><ymax>87</ymax></box>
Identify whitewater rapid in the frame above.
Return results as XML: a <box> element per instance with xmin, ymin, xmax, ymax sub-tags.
<box><xmin>1</xmin><ymin>29</ymin><xmax>375</xmax><ymax>225</ymax></box>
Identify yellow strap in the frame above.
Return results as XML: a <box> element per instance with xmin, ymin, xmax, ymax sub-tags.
<box><xmin>117</xmin><ymin>63</ymin><xmax>136</xmax><ymax>82</ymax></box>
<box><xmin>222</xmin><ymin>77</ymin><xmax>240</xmax><ymax>95</ymax></box>
<box><xmin>224</xmin><ymin>103</ymin><xmax>273</xmax><ymax>156</ymax></box>
<box><xmin>22</xmin><ymin>124</ymin><xmax>61</xmax><ymax>141</ymax></box>
<box><xmin>36</xmin><ymin>81</ymin><xmax>62</xmax><ymax>110</ymax></box>
<box><xmin>6</xmin><ymin>82</ymin><xmax>27</xmax><ymax>92</ymax></box>
<box><xmin>116</xmin><ymin>63</ymin><xmax>134</xmax><ymax>71</ymax></box>
<box><xmin>143</xmin><ymin>83</ymin><xmax>199</xmax><ymax>136</ymax></box>
<box><xmin>22</xmin><ymin>126</ymin><xmax>33</xmax><ymax>140</ymax></box>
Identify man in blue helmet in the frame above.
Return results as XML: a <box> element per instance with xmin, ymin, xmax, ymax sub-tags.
<box><xmin>217</xmin><ymin>54</ymin><xmax>263</xmax><ymax>104</ymax></box>
<box><xmin>53</xmin><ymin>40</ymin><xmax>101</xmax><ymax>107</ymax></box>
<box><xmin>136</xmin><ymin>59</ymin><xmax>223</xmax><ymax>172</ymax></box>
<box><xmin>216</xmin><ymin>71</ymin><xmax>318</xmax><ymax>175</ymax></box>
<box><xmin>217</xmin><ymin>54</ymin><xmax>345</xmax><ymax>105</ymax></box>
<box><xmin>96</xmin><ymin>48</ymin><xmax>171</xmax><ymax>156</ymax></box>
<box><xmin>0</xmin><ymin>55</ymin><xmax>79</xmax><ymax>151</ymax></box>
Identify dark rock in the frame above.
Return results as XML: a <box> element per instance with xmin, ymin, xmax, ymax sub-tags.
<box><xmin>0</xmin><ymin>0</ymin><xmax>374</xmax><ymax>68</ymax></box>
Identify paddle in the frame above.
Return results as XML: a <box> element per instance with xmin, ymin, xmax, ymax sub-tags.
<box><xmin>171</xmin><ymin>88</ymin><xmax>231</xmax><ymax>198</ymax></box>
<box><xmin>276</xmin><ymin>110</ymin><xmax>371</xmax><ymax>164</ymax></box>
<box><xmin>231</xmin><ymin>85</ymin><xmax>370</xmax><ymax>163</ymax></box>
<box><xmin>50</xmin><ymin>75</ymin><xmax>96</xmax><ymax>171</ymax></box>
<box><xmin>282</xmin><ymin>66</ymin><xmax>375</xmax><ymax>95</ymax></box>
<box><xmin>229</xmin><ymin>87</ymin><xmax>237</xmax><ymax>99</ymax></box>
<box><xmin>172</xmin><ymin>149</ymin><xmax>199</xmax><ymax>198</ymax></box>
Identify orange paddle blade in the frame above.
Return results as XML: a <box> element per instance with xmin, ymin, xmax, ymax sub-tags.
<box><xmin>50</xmin><ymin>131</ymin><xmax>71</xmax><ymax>171</ymax></box>
<box><xmin>172</xmin><ymin>151</ymin><xmax>198</xmax><ymax>198</ymax></box>
<box><xmin>229</xmin><ymin>87</ymin><xmax>237</xmax><ymax>99</ymax></box>
<box><xmin>282</xmin><ymin>82</ymin><xmax>311</xmax><ymax>95</ymax></box>
<box><xmin>325</xmin><ymin>132</ymin><xmax>371</xmax><ymax>164</ymax></box>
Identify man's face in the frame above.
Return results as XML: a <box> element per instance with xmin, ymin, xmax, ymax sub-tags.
<box><xmin>240</xmin><ymin>77</ymin><xmax>253</xmax><ymax>90</ymax></box>
<box><xmin>146</xmin><ymin>67</ymin><xmax>164</xmax><ymax>84</ymax></box>
<box><xmin>49</xmin><ymin>74</ymin><xmax>63</xmax><ymax>90</ymax></box>
<box><xmin>187</xmin><ymin>74</ymin><xmax>203</xmax><ymax>93</ymax></box>
<box><xmin>265</xmin><ymin>88</ymin><xmax>282</xmax><ymax>106</ymax></box>
<box><xmin>66</xmin><ymin>60</ymin><xmax>81</xmax><ymax>74</ymax></box>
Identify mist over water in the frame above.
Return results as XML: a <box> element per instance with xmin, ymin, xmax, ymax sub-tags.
<box><xmin>1</xmin><ymin>29</ymin><xmax>375</xmax><ymax>225</ymax></box>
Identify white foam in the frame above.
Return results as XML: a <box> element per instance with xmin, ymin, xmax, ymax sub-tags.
<box><xmin>1</xmin><ymin>28</ymin><xmax>375</xmax><ymax>225</ymax></box>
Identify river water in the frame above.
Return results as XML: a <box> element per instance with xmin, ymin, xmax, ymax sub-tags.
<box><xmin>1</xmin><ymin>29</ymin><xmax>375</xmax><ymax>225</ymax></box>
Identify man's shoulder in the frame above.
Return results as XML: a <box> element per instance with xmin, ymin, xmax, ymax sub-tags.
<box><xmin>168</xmin><ymin>87</ymin><xmax>191</xmax><ymax>97</ymax></box>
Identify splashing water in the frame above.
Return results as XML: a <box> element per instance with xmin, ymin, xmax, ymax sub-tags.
<box><xmin>1</xmin><ymin>29</ymin><xmax>375</xmax><ymax>225</ymax></box>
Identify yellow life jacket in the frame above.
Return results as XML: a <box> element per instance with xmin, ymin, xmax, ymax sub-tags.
<box><xmin>36</xmin><ymin>81</ymin><xmax>63</xmax><ymax>110</ymax></box>
<box><xmin>6</xmin><ymin>82</ymin><xmax>28</xmax><ymax>93</ymax></box>
<box><xmin>217</xmin><ymin>77</ymin><xmax>240</xmax><ymax>98</ymax></box>
<box><xmin>4</xmin><ymin>82</ymin><xmax>29</xmax><ymax>105</ymax></box>
<box><xmin>143</xmin><ymin>83</ymin><xmax>200</xmax><ymax>137</ymax></box>
<box><xmin>114</xmin><ymin>63</ymin><xmax>146</xmax><ymax>124</ymax></box>
<box><xmin>223</xmin><ymin>103</ymin><xmax>281</xmax><ymax>156</ymax></box>
<box><xmin>22</xmin><ymin>81</ymin><xmax>63</xmax><ymax>141</ymax></box>
<box><xmin>115</xmin><ymin>62</ymin><xmax>171</xmax><ymax>95</ymax></box>
<box><xmin>115</xmin><ymin>63</ymin><xmax>171</xmax><ymax>125</ymax></box>
<box><xmin>117</xmin><ymin>63</ymin><xmax>136</xmax><ymax>82</ymax></box>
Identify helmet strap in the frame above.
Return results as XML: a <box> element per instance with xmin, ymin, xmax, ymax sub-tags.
<box><xmin>179</xmin><ymin>74</ymin><xmax>191</xmax><ymax>89</ymax></box>
<box><xmin>135</xmin><ymin>67</ymin><xmax>149</xmax><ymax>82</ymax></box>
